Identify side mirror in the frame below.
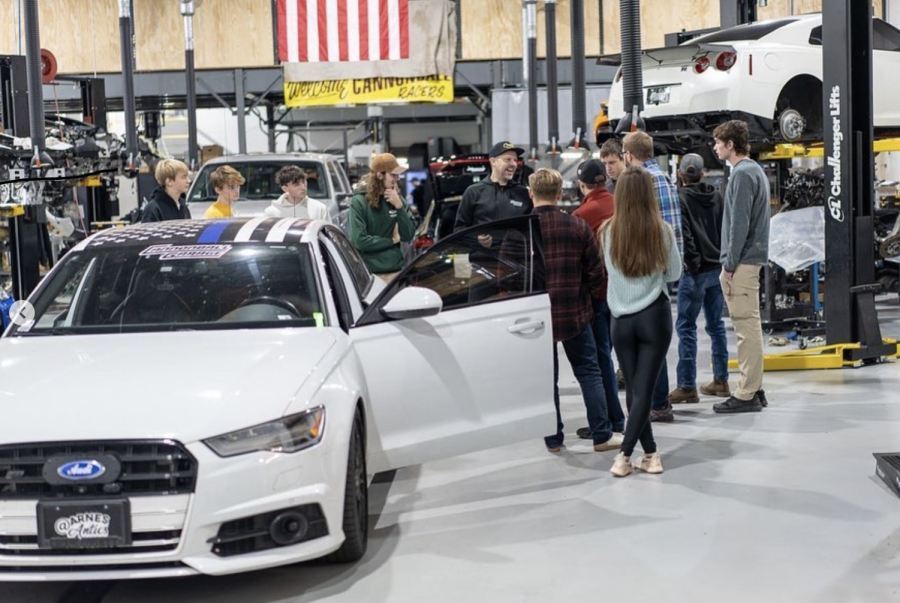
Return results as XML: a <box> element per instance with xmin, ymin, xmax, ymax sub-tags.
<box><xmin>380</xmin><ymin>287</ymin><xmax>442</xmax><ymax>320</ymax></box>
<box><xmin>337</xmin><ymin>192</ymin><xmax>353</xmax><ymax>211</ymax></box>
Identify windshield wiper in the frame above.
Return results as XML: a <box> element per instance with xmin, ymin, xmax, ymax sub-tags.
<box><xmin>16</xmin><ymin>327</ymin><xmax>77</xmax><ymax>336</ymax></box>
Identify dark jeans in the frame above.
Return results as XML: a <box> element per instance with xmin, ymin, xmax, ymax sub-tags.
<box><xmin>545</xmin><ymin>323</ymin><xmax>614</xmax><ymax>449</ymax></box>
<box><xmin>675</xmin><ymin>268</ymin><xmax>729</xmax><ymax>388</ymax></box>
<box><xmin>612</xmin><ymin>294</ymin><xmax>673</xmax><ymax>457</ymax></box>
<box><xmin>592</xmin><ymin>300</ymin><xmax>626</xmax><ymax>432</ymax></box>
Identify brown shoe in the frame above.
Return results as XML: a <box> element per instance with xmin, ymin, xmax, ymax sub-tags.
<box><xmin>650</xmin><ymin>404</ymin><xmax>674</xmax><ymax>423</ymax></box>
<box><xmin>700</xmin><ymin>378</ymin><xmax>731</xmax><ymax>397</ymax></box>
<box><xmin>668</xmin><ymin>387</ymin><xmax>699</xmax><ymax>404</ymax></box>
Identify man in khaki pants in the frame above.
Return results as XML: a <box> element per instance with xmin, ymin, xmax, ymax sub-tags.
<box><xmin>711</xmin><ymin>121</ymin><xmax>770</xmax><ymax>413</ymax></box>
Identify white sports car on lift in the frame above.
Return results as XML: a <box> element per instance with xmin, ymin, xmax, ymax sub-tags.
<box><xmin>607</xmin><ymin>14</ymin><xmax>900</xmax><ymax>153</ymax></box>
<box><xmin>0</xmin><ymin>216</ymin><xmax>553</xmax><ymax>581</ymax></box>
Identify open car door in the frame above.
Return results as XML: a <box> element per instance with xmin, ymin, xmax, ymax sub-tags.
<box><xmin>350</xmin><ymin>216</ymin><xmax>555</xmax><ymax>473</ymax></box>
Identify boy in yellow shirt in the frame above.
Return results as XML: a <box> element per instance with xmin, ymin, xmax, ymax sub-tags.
<box><xmin>203</xmin><ymin>165</ymin><xmax>245</xmax><ymax>219</ymax></box>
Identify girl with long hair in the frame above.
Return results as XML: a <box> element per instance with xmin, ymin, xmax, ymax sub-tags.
<box><xmin>600</xmin><ymin>166</ymin><xmax>682</xmax><ymax>477</ymax></box>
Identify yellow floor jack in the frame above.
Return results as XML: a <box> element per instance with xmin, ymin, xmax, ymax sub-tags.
<box><xmin>728</xmin><ymin>284</ymin><xmax>900</xmax><ymax>371</ymax></box>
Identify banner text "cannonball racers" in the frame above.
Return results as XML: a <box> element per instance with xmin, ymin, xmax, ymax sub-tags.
<box><xmin>284</xmin><ymin>76</ymin><xmax>453</xmax><ymax>107</ymax></box>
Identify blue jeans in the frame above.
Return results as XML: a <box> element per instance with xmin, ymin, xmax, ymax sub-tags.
<box><xmin>675</xmin><ymin>269</ymin><xmax>729</xmax><ymax>388</ymax></box>
<box><xmin>545</xmin><ymin>323</ymin><xmax>614</xmax><ymax>448</ymax></box>
<box><xmin>591</xmin><ymin>300</ymin><xmax>625</xmax><ymax>432</ymax></box>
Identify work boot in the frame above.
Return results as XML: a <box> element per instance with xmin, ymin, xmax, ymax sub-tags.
<box><xmin>713</xmin><ymin>393</ymin><xmax>763</xmax><ymax>414</ymax></box>
<box><xmin>700</xmin><ymin>378</ymin><xmax>731</xmax><ymax>397</ymax></box>
<box><xmin>757</xmin><ymin>389</ymin><xmax>768</xmax><ymax>407</ymax></box>
<box><xmin>650</xmin><ymin>403</ymin><xmax>674</xmax><ymax>423</ymax></box>
<box><xmin>668</xmin><ymin>387</ymin><xmax>700</xmax><ymax>404</ymax></box>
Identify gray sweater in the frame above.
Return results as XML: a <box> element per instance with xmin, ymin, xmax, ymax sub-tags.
<box><xmin>602</xmin><ymin>222</ymin><xmax>682</xmax><ymax>318</ymax></box>
<box><xmin>721</xmin><ymin>158</ymin><xmax>770</xmax><ymax>271</ymax></box>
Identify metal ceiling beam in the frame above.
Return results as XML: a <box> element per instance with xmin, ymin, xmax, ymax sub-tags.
<box><xmin>39</xmin><ymin>60</ymin><xmax>619</xmax><ymax>113</ymax></box>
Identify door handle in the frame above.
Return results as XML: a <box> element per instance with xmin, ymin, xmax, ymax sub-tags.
<box><xmin>507</xmin><ymin>320</ymin><xmax>545</xmax><ymax>335</ymax></box>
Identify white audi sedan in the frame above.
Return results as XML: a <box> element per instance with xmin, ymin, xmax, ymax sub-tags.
<box><xmin>0</xmin><ymin>216</ymin><xmax>553</xmax><ymax>580</ymax></box>
<box><xmin>607</xmin><ymin>14</ymin><xmax>900</xmax><ymax>152</ymax></box>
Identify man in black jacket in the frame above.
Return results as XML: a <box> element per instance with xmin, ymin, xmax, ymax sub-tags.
<box><xmin>454</xmin><ymin>141</ymin><xmax>532</xmax><ymax>242</ymax></box>
<box><xmin>668</xmin><ymin>154</ymin><xmax>731</xmax><ymax>404</ymax></box>
<box><xmin>141</xmin><ymin>159</ymin><xmax>193</xmax><ymax>223</ymax></box>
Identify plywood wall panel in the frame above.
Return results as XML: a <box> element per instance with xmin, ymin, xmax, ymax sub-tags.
<box><xmin>0</xmin><ymin>0</ymin><xmax>275</xmax><ymax>74</ymax></box>
<box><xmin>0</xmin><ymin>0</ymin><xmax>121</xmax><ymax>74</ymax></box>
<box><xmin>759</xmin><ymin>0</ymin><xmax>882</xmax><ymax>19</ymax></box>
<box><xmin>195</xmin><ymin>0</ymin><xmax>275</xmax><ymax>69</ymax></box>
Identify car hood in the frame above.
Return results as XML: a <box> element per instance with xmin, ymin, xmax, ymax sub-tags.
<box><xmin>0</xmin><ymin>329</ymin><xmax>338</xmax><ymax>445</ymax></box>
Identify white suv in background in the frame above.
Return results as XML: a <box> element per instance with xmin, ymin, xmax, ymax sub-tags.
<box><xmin>186</xmin><ymin>153</ymin><xmax>353</xmax><ymax>229</ymax></box>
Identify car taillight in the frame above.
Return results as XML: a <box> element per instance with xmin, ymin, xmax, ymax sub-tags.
<box><xmin>694</xmin><ymin>57</ymin><xmax>710</xmax><ymax>74</ymax></box>
<box><xmin>716</xmin><ymin>51</ymin><xmax>737</xmax><ymax>71</ymax></box>
<box><xmin>615</xmin><ymin>68</ymin><xmax>624</xmax><ymax>83</ymax></box>
<box><xmin>413</xmin><ymin>236</ymin><xmax>434</xmax><ymax>249</ymax></box>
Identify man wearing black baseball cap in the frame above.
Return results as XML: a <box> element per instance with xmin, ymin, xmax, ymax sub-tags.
<box><xmin>572</xmin><ymin>158</ymin><xmax>626</xmax><ymax>440</ymax></box>
<box><xmin>454</xmin><ymin>140</ymin><xmax>532</xmax><ymax>234</ymax></box>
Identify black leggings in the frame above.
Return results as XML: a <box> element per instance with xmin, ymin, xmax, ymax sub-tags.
<box><xmin>611</xmin><ymin>293</ymin><xmax>673</xmax><ymax>457</ymax></box>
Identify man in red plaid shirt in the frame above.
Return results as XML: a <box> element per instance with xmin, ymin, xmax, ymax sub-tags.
<box><xmin>530</xmin><ymin>168</ymin><xmax>622</xmax><ymax>454</ymax></box>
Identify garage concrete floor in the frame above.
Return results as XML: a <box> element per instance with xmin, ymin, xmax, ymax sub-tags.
<box><xmin>4</xmin><ymin>299</ymin><xmax>900</xmax><ymax>602</ymax></box>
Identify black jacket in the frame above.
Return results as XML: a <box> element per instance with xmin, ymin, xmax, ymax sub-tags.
<box><xmin>679</xmin><ymin>182</ymin><xmax>723</xmax><ymax>275</ymax></box>
<box><xmin>141</xmin><ymin>186</ymin><xmax>192</xmax><ymax>223</ymax></box>
<box><xmin>454</xmin><ymin>177</ymin><xmax>532</xmax><ymax>231</ymax></box>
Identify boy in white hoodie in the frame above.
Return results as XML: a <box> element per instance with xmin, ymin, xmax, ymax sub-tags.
<box><xmin>265</xmin><ymin>165</ymin><xmax>331</xmax><ymax>222</ymax></box>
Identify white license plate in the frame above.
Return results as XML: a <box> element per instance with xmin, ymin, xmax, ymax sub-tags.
<box><xmin>647</xmin><ymin>87</ymin><xmax>670</xmax><ymax>105</ymax></box>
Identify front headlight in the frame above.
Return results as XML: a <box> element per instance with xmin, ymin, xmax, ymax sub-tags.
<box><xmin>203</xmin><ymin>407</ymin><xmax>326</xmax><ymax>458</ymax></box>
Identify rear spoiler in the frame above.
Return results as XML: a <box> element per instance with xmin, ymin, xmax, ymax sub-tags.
<box><xmin>598</xmin><ymin>43</ymin><xmax>737</xmax><ymax>67</ymax></box>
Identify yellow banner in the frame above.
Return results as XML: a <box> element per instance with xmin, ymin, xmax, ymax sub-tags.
<box><xmin>284</xmin><ymin>76</ymin><xmax>453</xmax><ymax>108</ymax></box>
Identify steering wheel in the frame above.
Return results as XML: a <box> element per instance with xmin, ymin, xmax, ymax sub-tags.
<box><xmin>237</xmin><ymin>296</ymin><xmax>301</xmax><ymax>317</ymax></box>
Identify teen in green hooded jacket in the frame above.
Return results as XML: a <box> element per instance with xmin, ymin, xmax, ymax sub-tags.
<box><xmin>349</xmin><ymin>153</ymin><xmax>417</xmax><ymax>281</ymax></box>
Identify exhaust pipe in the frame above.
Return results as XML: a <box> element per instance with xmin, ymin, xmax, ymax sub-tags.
<box><xmin>568</xmin><ymin>0</ymin><xmax>589</xmax><ymax>150</ymax></box>
<box><xmin>545</xmin><ymin>0</ymin><xmax>560</xmax><ymax>153</ymax></box>
<box><xmin>118</xmin><ymin>0</ymin><xmax>138</xmax><ymax>170</ymax></box>
<box><xmin>180</xmin><ymin>0</ymin><xmax>200</xmax><ymax>171</ymax></box>
<box><xmin>524</xmin><ymin>0</ymin><xmax>539</xmax><ymax>159</ymax></box>
<box><xmin>23</xmin><ymin>0</ymin><xmax>51</xmax><ymax>168</ymax></box>
<box><xmin>615</xmin><ymin>0</ymin><xmax>645</xmax><ymax>134</ymax></box>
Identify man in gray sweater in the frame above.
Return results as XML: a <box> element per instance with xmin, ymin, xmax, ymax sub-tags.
<box><xmin>712</xmin><ymin>120</ymin><xmax>769</xmax><ymax>413</ymax></box>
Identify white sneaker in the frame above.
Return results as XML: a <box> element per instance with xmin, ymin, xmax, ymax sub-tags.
<box><xmin>637</xmin><ymin>452</ymin><xmax>664</xmax><ymax>474</ymax></box>
<box><xmin>593</xmin><ymin>432</ymin><xmax>624</xmax><ymax>452</ymax></box>
<box><xmin>610</xmin><ymin>452</ymin><xmax>634</xmax><ymax>477</ymax></box>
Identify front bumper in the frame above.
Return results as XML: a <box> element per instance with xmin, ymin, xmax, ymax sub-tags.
<box><xmin>0</xmin><ymin>440</ymin><xmax>349</xmax><ymax>581</ymax></box>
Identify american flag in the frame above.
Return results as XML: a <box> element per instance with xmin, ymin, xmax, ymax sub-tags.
<box><xmin>276</xmin><ymin>0</ymin><xmax>410</xmax><ymax>64</ymax></box>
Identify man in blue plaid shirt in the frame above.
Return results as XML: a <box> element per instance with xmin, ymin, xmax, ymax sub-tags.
<box><xmin>623</xmin><ymin>131</ymin><xmax>683</xmax><ymax>423</ymax></box>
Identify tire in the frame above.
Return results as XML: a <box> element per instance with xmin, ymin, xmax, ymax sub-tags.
<box><xmin>325</xmin><ymin>411</ymin><xmax>368</xmax><ymax>563</ymax></box>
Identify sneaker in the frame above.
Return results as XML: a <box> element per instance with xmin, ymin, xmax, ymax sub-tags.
<box><xmin>616</xmin><ymin>368</ymin><xmax>626</xmax><ymax>389</ymax></box>
<box><xmin>610</xmin><ymin>452</ymin><xmax>634</xmax><ymax>477</ymax></box>
<box><xmin>700</xmin><ymin>378</ymin><xmax>731</xmax><ymax>397</ymax></box>
<box><xmin>713</xmin><ymin>394</ymin><xmax>763</xmax><ymax>414</ymax></box>
<box><xmin>576</xmin><ymin>426</ymin><xmax>591</xmax><ymax>440</ymax></box>
<box><xmin>546</xmin><ymin>443</ymin><xmax>566</xmax><ymax>453</ymax></box>
<box><xmin>650</xmin><ymin>403</ymin><xmax>674</xmax><ymax>423</ymax></box>
<box><xmin>593</xmin><ymin>432</ymin><xmax>624</xmax><ymax>452</ymax></box>
<box><xmin>668</xmin><ymin>387</ymin><xmax>699</xmax><ymax>404</ymax></box>
<box><xmin>637</xmin><ymin>452</ymin><xmax>664</xmax><ymax>474</ymax></box>
<box><xmin>757</xmin><ymin>389</ymin><xmax>768</xmax><ymax>407</ymax></box>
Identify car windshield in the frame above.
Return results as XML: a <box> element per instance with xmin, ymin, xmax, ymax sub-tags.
<box><xmin>188</xmin><ymin>161</ymin><xmax>330</xmax><ymax>203</ymax></box>
<box><xmin>9</xmin><ymin>243</ymin><xmax>324</xmax><ymax>336</ymax></box>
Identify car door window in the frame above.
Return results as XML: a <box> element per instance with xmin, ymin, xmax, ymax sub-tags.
<box><xmin>322</xmin><ymin>226</ymin><xmax>373</xmax><ymax>297</ymax></box>
<box><xmin>327</xmin><ymin>162</ymin><xmax>346</xmax><ymax>195</ymax></box>
<box><xmin>360</xmin><ymin>216</ymin><xmax>545</xmax><ymax>324</ymax></box>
